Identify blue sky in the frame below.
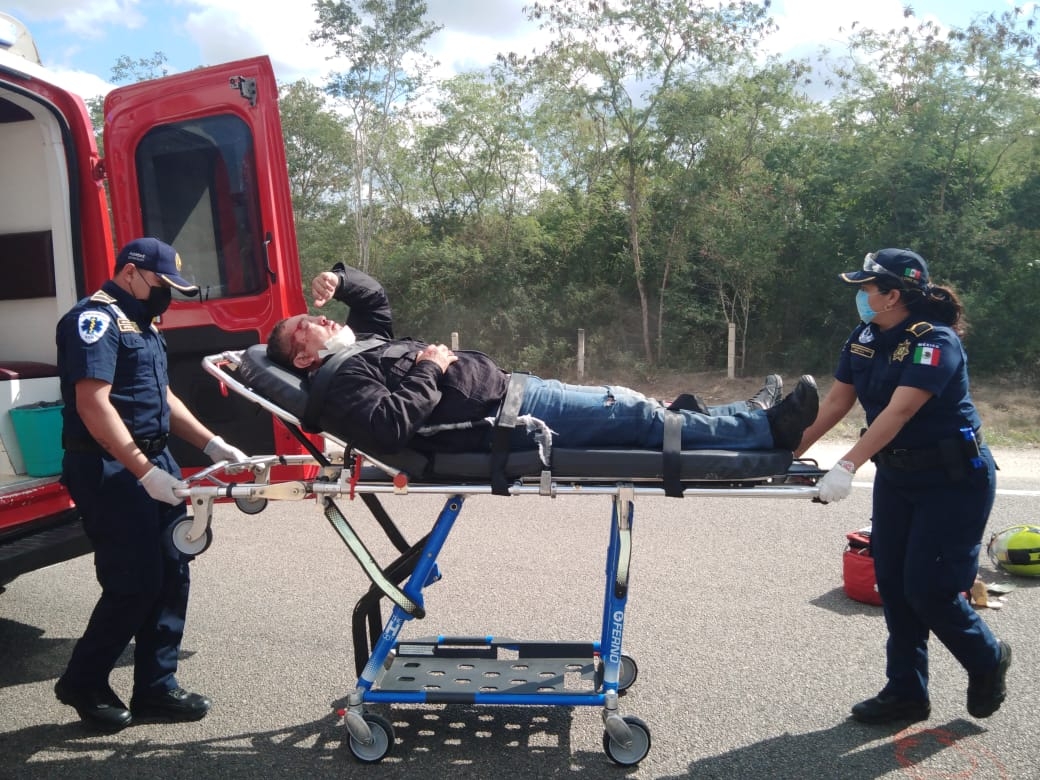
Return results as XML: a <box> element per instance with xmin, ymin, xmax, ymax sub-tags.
<box><xmin>4</xmin><ymin>0</ymin><xmax>1026</xmax><ymax>99</ymax></box>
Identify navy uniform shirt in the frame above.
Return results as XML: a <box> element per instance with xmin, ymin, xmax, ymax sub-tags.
<box><xmin>835</xmin><ymin>316</ymin><xmax>981</xmax><ymax>450</ymax></box>
<box><xmin>56</xmin><ymin>280</ymin><xmax>170</xmax><ymax>445</ymax></box>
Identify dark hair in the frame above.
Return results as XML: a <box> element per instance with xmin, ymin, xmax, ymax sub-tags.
<box><xmin>876</xmin><ymin>277</ymin><xmax>967</xmax><ymax>336</ymax></box>
<box><xmin>266</xmin><ymin>318</ymin><xmax>294</xmax><ymax>368</ymax></box>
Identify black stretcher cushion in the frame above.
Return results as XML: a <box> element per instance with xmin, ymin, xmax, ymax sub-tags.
<box><xmin>236</xmin><ymin>344</ymin><xmax>793</xmax><ymax>483</ymax></box>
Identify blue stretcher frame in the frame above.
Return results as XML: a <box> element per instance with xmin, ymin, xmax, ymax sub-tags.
<box><xmin>182</xmin><ymin>350</ymin><xmax>824</xmax><ymax>766</ymax></box>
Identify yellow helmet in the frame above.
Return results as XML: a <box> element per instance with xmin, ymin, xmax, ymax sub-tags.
<box><xmin>987</xmin><ymin>525</ymin><xmax>1040</xmax><ymax>576</ymax></box>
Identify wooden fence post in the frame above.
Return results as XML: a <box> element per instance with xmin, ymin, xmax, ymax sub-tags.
<box><xmin>577</xmin><ymin>328</ymin><xmax>585</xmax><ymax>380</ymax></box>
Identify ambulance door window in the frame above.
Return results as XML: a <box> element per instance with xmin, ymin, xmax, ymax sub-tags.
<box><xmin>135</xmin><ymin>114</ymin><xmax>265</xmax><ymax>301</ymax></box>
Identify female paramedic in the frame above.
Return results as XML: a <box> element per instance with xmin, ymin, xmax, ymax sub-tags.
<box><xmin>795</xmin><ymin>248</ymin><xmax>1009</xmax><ymax>725</ymax></box>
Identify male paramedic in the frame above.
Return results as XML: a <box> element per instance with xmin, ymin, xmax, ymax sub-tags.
<box><xmin>54</xmin><ymin>237</ymin><xmax>249</xmax><ymax>732</ymax></box>
<box><xmin>265</xmin><ymin>264</ymin><xmax>818</xmax><ymax>458</ymax></box>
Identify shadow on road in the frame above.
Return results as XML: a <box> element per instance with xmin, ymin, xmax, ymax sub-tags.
<box><xmin>664</xmin><ymin>718</ymin><xmax>989</xmax><ymax>780</ymax></box>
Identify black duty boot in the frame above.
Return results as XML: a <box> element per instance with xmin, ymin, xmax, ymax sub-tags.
<box><xmin>130</xmin><ymin>686</ymin><xmax>211</xmax><ymax>722</ymax></box>
<box><xmin>967</xmin><ymin>640</ymin><xmax>1011</xmax><ymax>718</ymax></box>
<box><xmin>851</xmin><ymin>693</ymin><xmax>931</xmax><ymax>724</ymax></box>
<box><xmin>764</xmin><ymin>375</ymin><xmax>818</xmax><ymax>450</ymax></box>
<box><xmin>55</xmin><ymin>678</ymin><xmax>133</xmax><ymax>732</ymax></box>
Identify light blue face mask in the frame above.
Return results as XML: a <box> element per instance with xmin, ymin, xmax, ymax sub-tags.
<box><xmin>856</xmin><ymin>289</ymin><xmax>878</xmax><ymax>323</ymax></box>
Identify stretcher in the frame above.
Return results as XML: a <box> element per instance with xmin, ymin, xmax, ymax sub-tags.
<box><xmin>178</xmin><ymin>346</ymin><xmax>824</xmax><ymax>766</ymax></box>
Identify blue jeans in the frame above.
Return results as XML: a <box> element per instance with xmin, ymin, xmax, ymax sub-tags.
<box><xmin>515</xmin><ymin>378</ymin><xmax>773</xmax><ymax>450</ymax></box>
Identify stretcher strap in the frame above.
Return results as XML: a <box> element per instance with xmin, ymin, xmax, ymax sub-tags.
<box><xmin>662</xmin><ymin>411</ymin><xmax>682</xmax><ymax>497</ymax></box>
<box><xmin>303</xmin><ymin>337</ymin><xmax>387</xmax><ymax>431</ymax></box>
<box><xmin>491</xmin><ymin>372</ymin><xmax>530</xmax><ymax>496</ymax></box>
<box><xmin>322</xmin><ymin>496</ymin><xmax>425</xmax><ymax>619</ymax></box>
<box><xmin>614</xmin><ymin>491</ymin><xmax>633</xmax><ymax>598</ymax></box>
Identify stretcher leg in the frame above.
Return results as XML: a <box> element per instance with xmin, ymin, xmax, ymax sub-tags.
<box><xmin>355</xmin><ymin>495</ymin><xmax>465</xmax><ymax>687</ymax></box>
<box><xmin>596</xmin><ymin>486</ymin><xmax>651</xmax><ymax>765</ymax></box>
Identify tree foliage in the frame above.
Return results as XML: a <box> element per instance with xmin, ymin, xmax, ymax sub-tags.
<box><xmin>100</xmin><ymin>2</ymin><xmax>1040</xmax><ymax>380</ymax></box>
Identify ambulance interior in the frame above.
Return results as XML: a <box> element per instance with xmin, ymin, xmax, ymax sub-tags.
<box><xmin>0</xmin><ymin>76</ymin><xmax>79</xmax><ymax>480</ymax></box>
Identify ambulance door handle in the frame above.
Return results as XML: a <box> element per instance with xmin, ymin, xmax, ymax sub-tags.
<box><xmin>263</xmin><ymin>231</ymin><xmax>277</xmax><ymax>283</ymax></box>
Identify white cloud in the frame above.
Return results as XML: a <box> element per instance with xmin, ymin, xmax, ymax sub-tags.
<box><xmin>765</xmin><ymin>0</ymin><xmax>912</xmax><ymax>57</ymax></box>
<box><xmin>181</xmin><ymin>1</ymin><xmax>333</xmax><ymax>83</ymax></box>
<box><xmin>10</xmin><ymin>0</ymin><xmax>146</xmax><ymax>38</ymax></box>
<box><xmin>40</xmin><ymin>67</ymin><xmax>115</xmax><ymax>99</ymax></box>
<box><xmin>423</xmin><ymin>0</ymin><xmax>529</xmax><ymax>37</ymax></box>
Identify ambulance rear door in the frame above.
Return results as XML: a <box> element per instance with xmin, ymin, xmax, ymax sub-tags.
<box><xmin>103</xmin><ymin>57</ymin><xmax>306</xmax><ymax>466</ymax></box>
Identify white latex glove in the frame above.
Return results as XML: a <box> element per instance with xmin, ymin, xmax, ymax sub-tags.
<box><xmin>203</xmin><ymin>435</ymin><xmax>249</xmax><ymax>473</ymax></box>
<box><xmin>139</xmin><ymin>465</ymin><xmax>187</xmax><ymax>505</ymax></box>
<box><xmin>817</xmin><ymin>460</ymin><xmax>856</xmax><ymax>503</ymax></box>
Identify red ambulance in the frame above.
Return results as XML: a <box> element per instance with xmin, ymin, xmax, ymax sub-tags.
<box><xmin>0</xmin><ymin>14</ymin><xmax>307</xmax><ymax>586</ymax></box>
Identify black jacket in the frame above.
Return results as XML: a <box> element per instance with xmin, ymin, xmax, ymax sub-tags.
<box><xmin>313</xmin><ymin>265</ymin><xmax>510</xmax><ymax>453</ymax></box>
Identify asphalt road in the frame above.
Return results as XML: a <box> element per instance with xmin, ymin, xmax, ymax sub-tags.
<box><xmin>2</xmin><ymin>445</ymin><xmax>1038</xmax><ymax>779</ymax></box>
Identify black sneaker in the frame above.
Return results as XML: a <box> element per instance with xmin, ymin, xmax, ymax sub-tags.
<box><xmin>851</xmin><ymin>693</ymin><xmax>931</xmax><ymax>724</ymax></box>
<box><xmin>130</xmin><ymin>686</ymin><xmax>211</xmax><ymax>722</ymax></box>
<box><xmin>967</xmin><ymin>639</ymin><xmax>1011</xmax><ymax>718</ymax></box>
<box><xmin>54</xmin><ymin>678</ymin><xmax>133</xmax><ymax>732</ymax></box>
<box><xmin>764</xmin><ymin>375</ymin><xmax>818</xmax><ymax>450</ymax></box>
<box><xmin>747</xmin><ymin>375</ymin><xmax>783</xmax><ymax>411</ymax></box>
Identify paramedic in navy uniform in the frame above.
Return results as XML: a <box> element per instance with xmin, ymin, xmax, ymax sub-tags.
<box><xmin>53</xmin><ymin>237</ymin><xmax>248</xmax><ymax>732</ymax></box>
<box><xmin>796</xmin><ymin>248</ymin><xmax>1009</xmax><ymax>725</ymax></box>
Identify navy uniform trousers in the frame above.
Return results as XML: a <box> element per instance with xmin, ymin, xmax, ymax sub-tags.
<box><xmin>870</xmin><ymin>447</ymin><xmax>999</xmax><ymax>701</ymax></box>
<box><xmin>61</xmin><ymin>448</ymin><xmax>188</xmax><ymax>696</ymax></box>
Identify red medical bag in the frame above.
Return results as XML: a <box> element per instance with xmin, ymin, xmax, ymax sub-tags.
<box><xmin>843</xmin><ymin>527</ymin><xmax>882</xmax><ymax>606</ymax></box>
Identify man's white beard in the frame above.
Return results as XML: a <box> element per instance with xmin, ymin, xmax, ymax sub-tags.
<box><xmin>322</xmin><ymin>325</ymin><xmax>356</xmax><ymax>355</ymax></box>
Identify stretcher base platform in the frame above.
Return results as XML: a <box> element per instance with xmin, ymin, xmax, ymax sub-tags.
<box><xmin>184</xmin><ymin>349</ymin><xmax>825</xmax><ymax>767</ymax></box>
<box><xmin>375</xmin><ymin>636</ymin><xmax>606</xmax><ymax>697</ymax></box>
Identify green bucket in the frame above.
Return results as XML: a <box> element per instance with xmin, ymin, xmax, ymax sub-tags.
<box><xmin>9</xmin><ymin>400</ymin><xmax>64</xmax><ymax>477</ymax></box>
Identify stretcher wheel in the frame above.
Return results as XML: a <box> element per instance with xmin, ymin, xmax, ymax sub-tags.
<box><xmin>168</xmin><ymin>517</ymin><xmax>213</xmax><ymax>558</ymax></box>
<box><xmin>348</xmin><ymin>712</ymin><xmax>394</xmax><ymax>763</ymax></box>
<box><xmin>603</xmin><ymin>715</ymin><xmax>651</xmax><ymax>766</ymax></box>
<box><xmin>596</xmin><ymin>654</ymin><xmax>638</xmax><ymax>693</ymax></box>
<box><xmin>235</xmin><ymin>496</ymin><xmax>268</xmax><ymax>515</ymax></box>
<box><xmin>619</xmin><ymin>654</ymin><xmax>638</xmax><ymax>691</ymax></box>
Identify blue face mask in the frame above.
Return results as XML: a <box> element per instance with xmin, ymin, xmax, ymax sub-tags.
<box><xmin>856</xmin><ymin>290</ymin><xmax>877</xmax><ymax>323</ymax></box>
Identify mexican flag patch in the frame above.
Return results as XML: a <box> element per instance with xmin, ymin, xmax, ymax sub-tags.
<box><xmin>913</xmin><ymin>345</ymin><xmax>941</xmax><ymax>366</ymax></box>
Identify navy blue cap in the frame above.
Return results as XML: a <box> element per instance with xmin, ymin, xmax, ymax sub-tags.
<box><xmin>839</xmin><ymin>248</ymin><xmax>929</xmax><ymax>289</ymax></box>
<box><xmin>115</xmin><ymin>237</ymin><xmax>199</xmax><ymax>295</ymax></box>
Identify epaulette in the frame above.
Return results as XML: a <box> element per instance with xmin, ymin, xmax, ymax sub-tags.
<box><xmin>89</xmin><ymin>290</ymin><xmax>116</xmax><ymax>304</ymax></box>
<box><xmin>906</xmin><ymin>321</ymin><xmax>934</xmax><ymax>338</ymax></box>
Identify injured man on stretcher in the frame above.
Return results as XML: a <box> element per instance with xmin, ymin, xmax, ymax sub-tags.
<box><xmin>264</xmin><ymin>264</ymin><xmax>819</xmax><ymax>460</ymax></box>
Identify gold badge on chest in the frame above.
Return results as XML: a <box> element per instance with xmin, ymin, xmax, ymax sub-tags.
<box><xmin>892</xmin><ymin>339</ymin><xmax>912</xmax><ymax>363</ymax></box>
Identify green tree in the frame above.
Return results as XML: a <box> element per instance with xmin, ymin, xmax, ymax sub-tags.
<box><xmin>411</xmin><ymin>72</ymin><xmax>535</xmax><ymax>230</ymax></box>
<box><xmin>277</xmin><ymin>80</ymin><xmax>357</xmax><ymax>289</ymax></box>
<box><xmin>513</xmin><ymin>0</ymin><xmax>774</xmax><ymax>366</ymax></box>
<box><xmin>652</xmin><ymin>60</ymin><xmax>811</xmax><ymax>371</ymax></box>
<box><xmin>311</xmin><ymin>0</ymin><xmax>441</xmax><ymax>273</ymax></box>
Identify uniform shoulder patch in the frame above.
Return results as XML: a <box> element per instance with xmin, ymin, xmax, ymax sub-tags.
<box><xmin>77</xmin><ymin>310</ymin><xmax>112</xmax><ymax>344</ymax></box>
<box><xmin>89</xmin><ymin>290</ymin><xmax>116</xmax><ymax>304</ymax></box>
<box><xmin>906</xmin><ymin>321</ymin><xmax>934</xmax><ymax>338</ymax></box>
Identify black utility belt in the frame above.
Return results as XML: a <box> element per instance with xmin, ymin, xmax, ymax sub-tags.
<box><xmin>63</xmin><ymin>433</ymin><xmax>169</xmax><ymax>457</ymax></box>
<box><xmin>873</xmin><ymin>431</ymin><xmax>983</xmax><ymax>472</ymax></box>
